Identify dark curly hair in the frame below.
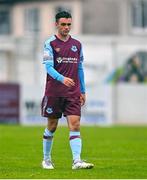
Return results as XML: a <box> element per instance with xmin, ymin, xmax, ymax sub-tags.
<box><xmin>55</xmin><ymin>11</ymin><xmax>72</xmax><ymax>22</ymax></box>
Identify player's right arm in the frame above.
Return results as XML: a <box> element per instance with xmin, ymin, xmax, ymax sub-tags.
<box><xmin>43</xmin><ymin>39</ymin><xmax>74</xmax><ymax>87</ymax></box>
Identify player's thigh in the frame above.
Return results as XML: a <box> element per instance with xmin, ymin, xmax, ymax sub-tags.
<box><xmin>63</xmin><ymin>97</ymin><xmax>81</xmax><ymax>117</ymax></box>
<box><xmin>66</xmin><ymin>115</ymin><xmax>81</xmax><ymax>131</ymax></box>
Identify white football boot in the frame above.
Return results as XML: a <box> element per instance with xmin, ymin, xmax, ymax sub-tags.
<box><xmin>42</xmin><ymin>160</ymin><xmax>54</xmax><ymax>169</ymax></box>
<box><xmin>72</xmin><ymin>160</ymin><xmax>94</xmax><ymax>170</ymax></box>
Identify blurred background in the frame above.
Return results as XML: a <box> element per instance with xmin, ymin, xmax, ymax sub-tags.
<box><xmin>0</xmin><ymin>0</ymin><xmax>147</xmax><ymax>126</ymax></box>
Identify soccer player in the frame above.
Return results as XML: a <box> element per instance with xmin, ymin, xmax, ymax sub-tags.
<box><xmin>41</xmin><ymin>11</ymin><xmax>94</xmax><ymax>170</ymax></box>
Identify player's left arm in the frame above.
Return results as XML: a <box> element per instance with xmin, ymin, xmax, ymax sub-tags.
<box><xmin>78</xmin><ymin>46</ymin><xmax>86</xmax><ymax>106</ymax></box>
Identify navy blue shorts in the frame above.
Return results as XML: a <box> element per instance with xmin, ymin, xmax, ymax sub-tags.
<box><xmin>41</xmin><ymin>96</ymin><xmax>81</xmax><ymax>118</ymax></box>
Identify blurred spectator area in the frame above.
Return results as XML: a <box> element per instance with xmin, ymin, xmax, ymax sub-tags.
<box><xmin>114</xmin><ymin>51</ymin><xmax>147</xmax><ymax>83</ymax></box>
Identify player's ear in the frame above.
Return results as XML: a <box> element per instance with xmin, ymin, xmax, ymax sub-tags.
<box><xmin>55</xmin><ymin>21</ymin><xmax>59</xmax><ymax>28</ymax></box>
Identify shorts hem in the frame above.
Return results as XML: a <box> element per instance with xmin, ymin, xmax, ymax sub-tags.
<box><xmin>64</xmin><ymin>113</ymin><xmax>81</xmax><ymax>117</ymax></box>
<box><xmin>42</xmin><ymin>114</ymin><xmax>62</xmax><ymax>119</ymax></box>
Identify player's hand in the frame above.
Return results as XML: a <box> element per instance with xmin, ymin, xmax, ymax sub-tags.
<box><xmin>80</xmin><ymin>93</ymin><xmax>86</xmax><ymax>106</ymax></box>
<box><xmin>63</xmin><ymin>77</ymin><xmax>75</xmax><ymax>87</ymax></box>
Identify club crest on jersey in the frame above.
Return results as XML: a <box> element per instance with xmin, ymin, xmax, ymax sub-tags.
<box><xmin>46</xmin><ymin>107</ymin><xmax>53</xmax><ymax>114</ymax></box>
<box><xmin>56</xmin><ymin>57</ymin><xmax>62</xmax><ymax>63</ymax></box>
<box><xmin>55</xmin><ymin>47</ymin><xmax>60</xmax><ymax>53</ymax></box>
<box><xmin>71</xmin><ymin>45</ymin><xmax>77</xmax><ymax>52</ymax></box>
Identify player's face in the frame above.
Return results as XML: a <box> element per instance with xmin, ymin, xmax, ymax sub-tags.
<box><xmin>56</xmin><ymin>18</ymin><xmax>72</xmax><ymax>37</ymax></box>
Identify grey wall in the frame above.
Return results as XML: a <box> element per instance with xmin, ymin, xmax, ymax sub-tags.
<box><xmin>82</xmin><ymin>0</ymin><xmax>120</xmax><ymax>34</ymax></box>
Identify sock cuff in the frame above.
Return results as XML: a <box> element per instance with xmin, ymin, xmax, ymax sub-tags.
<box><xmin>69</xmin><ymin>131</ymin><xmax>81</xmax><ymax>140</ymax></box>
<box><xmin>70</xmin><ymin>131</ymin><xmax>80</xmax><ymax>136</ymax></box>
<box><xmin>44</xmin><ymin>128</ymin><xmax>54</xmax><ymax>137</ymax></box>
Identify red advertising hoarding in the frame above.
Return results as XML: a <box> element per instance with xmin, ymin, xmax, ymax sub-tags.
<box><xmin>0</xmin><ymin>83</ymin><xmax>20</xmax><ymax>124</ymax></box>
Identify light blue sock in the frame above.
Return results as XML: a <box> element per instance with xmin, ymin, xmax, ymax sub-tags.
<box><xmin>69</xmin><ymin>131</ymin><xmax>82</xmax><ymax>161</ymax></box>
<box><xmin>43</xmin><ymin>128</ymin><xmax>54</xmax><ymax>161</ymax></box>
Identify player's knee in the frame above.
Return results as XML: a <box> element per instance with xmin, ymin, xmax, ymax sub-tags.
<box><xmin>47</xmin><ymin>123</ymin><xmax>57</xmax><ymax>133</ymax></box>
<box><xmin>50</xmin><ymin>127</ymin><xmax>57</xmax><ymax>133</ymax></box>
<box><xmin>70</xmin><ymin>121</ymin><xmax>80</xmax><ymax>131</ymax></box>
<box><xmin>47</xmin><ymin>124</ymin><xmax>57</xmax><ymax>133</ymax></box>
<box><xmin>47</xmin><ymin>118</ymin><xmax>58</xmax><ymax>132</ymax></box>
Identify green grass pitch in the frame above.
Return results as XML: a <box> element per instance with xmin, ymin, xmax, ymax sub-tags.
<box><xmin>0</xmin><ymin>125</ymin><xmax>147</xmax><ymax>179</ymax></box>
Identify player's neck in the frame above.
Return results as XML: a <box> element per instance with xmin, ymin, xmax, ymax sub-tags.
<box><xmin>56</xmin><ymin>33</ymin><xmax>70</xmax><ymax>42</ymax></box>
